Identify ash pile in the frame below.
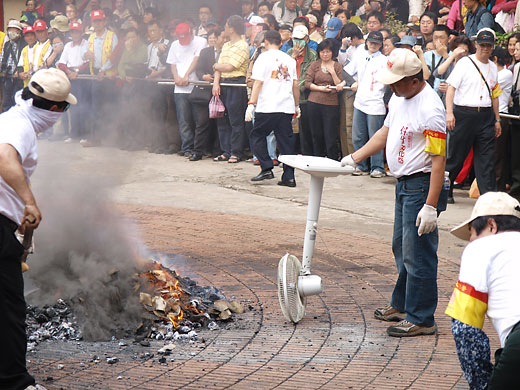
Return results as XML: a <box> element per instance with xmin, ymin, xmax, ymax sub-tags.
<box><xmin>26</xmin><ymin>260</ymin><xmax>244</xmax><ymax>350</ymax></box>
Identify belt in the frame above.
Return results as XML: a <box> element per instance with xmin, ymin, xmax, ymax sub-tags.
<box><xmin>397</xmin><ymin>172</ymin><xmax>430</xmax><ymax>182</ymax></box>
<box><xmin>454</xmin><ymin>105</ymin><xmax>492</xmax><ymax>112</ymax></box>
<box><xmin>0</xmin><ymin>213</ymin><xmax>18</xmax><ymax>232</ymax></box>
<box><xmin>221</xmin><ymin>76</ymin><xmax>245</xmax><ymax>81</ymax></box>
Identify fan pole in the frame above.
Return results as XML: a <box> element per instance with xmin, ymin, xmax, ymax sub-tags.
<box><xmin>301</xmin><ymin>175</ymin><xmax>324</xmax><ymax>275</ymax></box>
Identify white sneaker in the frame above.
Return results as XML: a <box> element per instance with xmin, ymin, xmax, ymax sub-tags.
<box><xmin>25</xmin><ymin>385</ymin><xmax>47</xmax><ymax>390</ymax></box>
<box><xmin>370</xmin><ymin>170</ymin><xmax>386</xmax><ymax>178</ymax></box>
<box><xmin>64</xmin><ymin>137</ymin><xmax>73</xmax><ymax>143</ymax></box>
<box><xmin>352</xmin><ymin>168</ymin><xmax>369</xmax><ymax>176</ymax></box>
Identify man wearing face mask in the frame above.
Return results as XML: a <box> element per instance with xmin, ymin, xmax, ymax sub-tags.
<box><xmin>0</xmin><ymin>68</ymin><xmax>76</xmax><ymax>390</ymax></box>
<box><xmin>0</xmin><ymin>20</ymin><xmax>26</xmax><ymax>112</ymax></box>
<box><xmin>287</xmin><ymin>25</ymin><xmax>317</xmax><ymax>155</ymax></box>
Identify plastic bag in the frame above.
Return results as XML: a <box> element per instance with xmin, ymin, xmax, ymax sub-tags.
<box><xmin>209</xmin><ymin>96</ymin><xmax>225</xmax><ymax>119</ymax></box>
<box><xmin>469</xmin><ymin>178</ymin><xmax>480</xmax><ymax>199</ymax></box>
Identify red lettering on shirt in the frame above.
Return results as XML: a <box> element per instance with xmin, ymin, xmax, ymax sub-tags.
<box><xmin>397</xmin><ymin>126</ymin><xmax>408</xmax><ymax>164</ymax></box>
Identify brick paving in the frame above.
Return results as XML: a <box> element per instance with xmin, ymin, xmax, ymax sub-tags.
<box><xmin>28</xmin><ymin>204</ymin><xmax>500</xmax><ymax>389</ymax></box>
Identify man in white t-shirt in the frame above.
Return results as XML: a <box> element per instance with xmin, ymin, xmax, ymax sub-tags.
<box><xmin>166</xmin><ymin>22</ymin><xmax>207</xmax><ymax>158</ymax></box>
<box><xmin>57</xmin><ymin>22</ymin><xmax>89</xmax><ymax>142</ymax></box>
<box><xmin>246</xmin><ymin>30</ymin><xmax>300</xmax><ymax>187</ymax></box>
<box><xmin>0</xmin><ymin>69</ymin><xmax>76</xmax><ymax>390</ymax></box>
<box><xmin>445</xmin><ymin>28</ymin><xmax>502</xmax><ymax>203</ymax></box>
<box><xmin>342</xmin><ymin>48</ymin><xmax>448</xmax><ymax>337</ymax></box>
<box><xmin>345</xmin><ymin>31</ymin><xmax>387</xmax><ymax>177</ymax></box>
<box><xmin>446</xmin><ymin>192</ymin><xmax>520</xmax><ymax>390</ymax></box>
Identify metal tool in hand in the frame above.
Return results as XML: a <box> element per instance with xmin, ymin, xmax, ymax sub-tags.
<box><xmin>20</xmin><ymin>215</ymin><xmax>36</xmax><ymax>273</ymax></box>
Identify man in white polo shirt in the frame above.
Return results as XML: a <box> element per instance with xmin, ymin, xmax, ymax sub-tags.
<box><xmin>445</xmin><ymin>28</ymin><xmax>502</xmax><ymax>203</ymax></box>
<box><xmin>0</xmin><ymin>69</ymin><xmax>76</xmax><ymax>390</ymax></box>
<box><xmin>342</xmin><ymin>48</ymin><xmax>448</xmax><ymax>337</ymax></box>
<box><xmin>246</xmin><ymin>30</ymin><xmax>299</xmax><ymax>187</ymax></box>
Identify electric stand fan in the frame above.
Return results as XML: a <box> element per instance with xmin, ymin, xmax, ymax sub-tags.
<box><xmin>277</xmin><ymin>155</ymin><xmax>354</xmax><ymax>323</ymax></box>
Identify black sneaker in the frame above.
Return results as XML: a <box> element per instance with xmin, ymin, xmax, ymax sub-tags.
<box><xmin>251</xmin><ymin>170</ymin><xmax>274</xmax><ymax>182</ymax></box>
<box><xmin>277</xmin><ymin>179</ymin><xmax>296</xmax><ymax>187</ymax></box>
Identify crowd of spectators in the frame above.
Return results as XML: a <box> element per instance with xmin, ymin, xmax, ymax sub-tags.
<box><xmin>0</xmin><ymin>0</ymin><xmax>520</xmax><ymax>198</ymax></box>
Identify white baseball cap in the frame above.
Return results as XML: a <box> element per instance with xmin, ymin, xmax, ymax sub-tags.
<box><xmin>376</xmin><ymin>48</ymin><xmax>423</xmax><ymax>85</ymax></box>
<box><xmin>292</xmin><ymin>25</ymin><xmax>309</xmax><ymax>39</ymax></box>
<box><xmin>28</xmin><ymin>69</ymin><xmax>77</xmax><ymax>105</ymax></box>
<box><xmin>7</xmin><ymin>20</ymin><xmax>23</xmax><ymax>31</ymax></box>
<box><xmin>451</xmin><ymin>192</ymin><xmax>520</xmax><ymax>241</ymax></box>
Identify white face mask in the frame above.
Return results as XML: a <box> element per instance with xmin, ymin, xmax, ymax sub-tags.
<box><xmin>8</xmin><ymin>31</ymin><xmax>21</xmax><ymax>40</ymax></box>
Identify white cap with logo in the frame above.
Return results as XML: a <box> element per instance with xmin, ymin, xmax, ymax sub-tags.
<box><xmin>451</xmin><ymin>192</ymin><xmax>520</xmax><ymax>241</ymax></box>
<box><xmin>28</xmin><ymin>68</ymin><xmax>77</xmax><ymax>105</ymax></box>
<box><xmin>376</xmin><ymin>48</ymin><xmax>423</xmax><ymax>85</ymax></box>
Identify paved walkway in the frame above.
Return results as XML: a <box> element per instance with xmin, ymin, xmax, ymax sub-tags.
<box><xmin>28</xmin><ymin>204</ymin><xmax>498</xmax><ymax>389</ymax></box>
<box><xmin>27</xmin><ymin>144</ymin><xmax>499</xmax><ymax>389</ymax></box>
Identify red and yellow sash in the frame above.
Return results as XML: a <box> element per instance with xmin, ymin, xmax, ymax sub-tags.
<box><xmin>88</xmin><ymin>30</ymin><xmax>116</xmax><ymax>76</ymax></box>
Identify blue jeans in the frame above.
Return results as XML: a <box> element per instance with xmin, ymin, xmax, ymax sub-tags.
<box><xmin>352</xmin><ymin>108</ymin><xmax>385</xmax><ymax>173</ymax></box>
<box><xmin>174</xmin><ymin>93</ymin><xmax>195</xmax><ymax>153</ymax></box>
<box><xmin>390</xmin><ymin>176</ymin><xmax>438</xmax><ymax>327</ymax></box>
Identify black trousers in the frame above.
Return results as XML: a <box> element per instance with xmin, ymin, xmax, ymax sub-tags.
<box><xmin>495</xmin><ymin>117</ymin><xmax>511</xmax><ymax>192</ymax></box>
<box><xmin>88</xmin><ymin>79</ymin><xmax>118</xmax><ymax>143</ymax></box>
<box><xmin>510</xmin><ymin>120</ymin><xmax>520</xmax><ymax>199</ymax></box>
<box><xmin>487</xmin><ymin>326</ymin><xmax>520</xmax><ymax>389</ymax></box>
<box><xmin>1</xmin><ymin>77</ymin><xmax>23</xmax><ymax>113</ymax></box>
<box><xmin>0</xmin><ymin>215</ymin><xmax>35</xmax><ymax>390</ymax></box>
<box><xmin>299</xmin><ymin>103</ymin><xmax>314</xmax><ymax>155</ymax></box>
<box><xmin>446</xmin><ymin>106</ymin><xmax>497</xmax><ymax>194</ymax></box>
<box><xmin>250</xmin><ymin>112</ymin><xmax>295</xmax><ymax>181</ymax></box>
<box><xmin>307</xmin><ymin>101</ymin><xmax>340</xmax><ymax>160</ymax></box>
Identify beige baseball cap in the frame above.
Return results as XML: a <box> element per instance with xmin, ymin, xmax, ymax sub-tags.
<box><xmin>28</xmin><ymin>69</ymin><xmax>77</xmax><ymax>105</ymax></box>
<box><xmin>376</xmin><ymin>48</ymin><xmax>422</xmax><ymax>85</ymax></box>
<box><xmin>7</xmin><ymin>20</ymin><xmax>23</xmax><ymax>31</ymax></box>
<box><xmin>451</xmin><ymin>192</ymin><xmax>520</xmax><ymax>241</ymax></box>
<box><xmin>292</xmin><ymin>25</ymin><xmax>309</xmax><ymax>39</ymax></box>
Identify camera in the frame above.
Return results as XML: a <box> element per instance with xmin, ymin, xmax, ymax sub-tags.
<box><xmin>415</xmin><ymin>35</ymin><xmax>424</xmax><ymax>47</ymax></box>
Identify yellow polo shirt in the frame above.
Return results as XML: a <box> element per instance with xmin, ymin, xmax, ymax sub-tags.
<box><xmin>219</xmin><ymin>39</ymin><xmax>249</xmax><ymax>79</ymax></box>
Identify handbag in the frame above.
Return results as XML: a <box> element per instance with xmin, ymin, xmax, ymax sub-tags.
<box><xmin>188</xmin><ymin>85</ymin><xmax>212</xmax><ymax>104</ymax></box>
<box><xmin>208</xmin><ymin>96</ymin><xmax>225</xmax><ymax>119</ymax></box>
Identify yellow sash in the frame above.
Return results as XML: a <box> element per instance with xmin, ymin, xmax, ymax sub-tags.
<box><xmin>35</xmin><ymin>40</ymin><xmax>51</xmax><ymax>68</ymax></box>
<box><xmin>0</xmin><ymin>32</ymin><xmax>5</xmax><ymax>57</ymax></box>
<box><xmin>21</xmin><ymin>45</ymin><xmax>34</xmax><ymax>87</ymax></box>
<box><xmin>88</xmin><ymin>30</ymin><xmax>116</xmax><ymax>76</ymax></box>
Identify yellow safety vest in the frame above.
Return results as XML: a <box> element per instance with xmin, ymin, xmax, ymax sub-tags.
<box><xmin>21</xmin><ymin>45</ymin><xmax>36</xmax><ymax>87</ymax></box>
<box><xmin>88</xmin><ymin>30</ymin><xmax>116</xmax><ymax>76</ymax></box>
<box><xmin>0</xmin><ymin>32</ymin><xmax>5</xmax><ymax>56</ymax></box>
<box><xmin>31</xmin><ymin>40</ymin><xmax>51</xmax><ymax>73</ymax></box>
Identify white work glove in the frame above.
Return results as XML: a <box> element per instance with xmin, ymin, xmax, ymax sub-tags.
<box><xmin>245</xmin><ymin>104</ymin><xmax>255</xmax><ymax>122</ymax></box>
<box><xmin>416</xmin><ymin>204</ymin><xmax>437</xmax><ymax>236</ymax></box>
<box><xmin>340</xmin><ymin>154</ymin><xmax>356</xmax><ymax>168</ymax></box>
<box><xmin>295</xmin><ymin>105</ymin><xmax>301</xmax><ymax>118</ymax></box>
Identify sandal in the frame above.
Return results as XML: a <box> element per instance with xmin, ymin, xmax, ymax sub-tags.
<box><xmin>213</xmin><ymin>154</ymin><xmax>229</xmax><ymax>162</ymax></box>
<box><xmin>228</xmin><ymin>155</ymin><xmax>241</xmax><ymax>163</ymax></box>
<box><xmin>246</xmin><ymin>158</ymin><xmax>255</xmax><ymax>163</ymax></box>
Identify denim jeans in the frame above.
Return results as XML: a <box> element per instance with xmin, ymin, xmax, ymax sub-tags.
<box><xmin>390</xmin><ymin>175</ymin><xmax>438</xmax><ymax>327</ymax></box>
<box><xmin>352</xmin><ymin>107</ymin><xmax>385</xmax><ymax>173</ymax></box>
<box><xmin>174</xmin><ymin>93</ymin><xmax>195</xmax><ymax>153</ymax></box>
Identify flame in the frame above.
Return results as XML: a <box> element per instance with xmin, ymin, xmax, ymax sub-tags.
<box><xmin>137</xmin><ymin>261</ymin><xmax>193</xmax><ymax>329</ymax></box>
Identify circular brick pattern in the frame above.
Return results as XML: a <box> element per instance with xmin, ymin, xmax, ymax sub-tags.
<box><xmin>28</xmin><ymin>205</ymin><xmax>484</xmax><ymax>389</ymax></box>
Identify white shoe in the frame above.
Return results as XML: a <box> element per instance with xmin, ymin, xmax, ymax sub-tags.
<box><xmin>25</xmin><ymin>385</ymin><xmax>47</xmax><ymax>390</ymax></box>
<box><xmin>79</xmin><ymin>139</ymin><xmax>88</xmax><ymax>144</ymax></box>
<box><xmin>64</xmin><ymin>137</ymin><xmax>73</xmax><ymax>143</ymax></box>
<box><xmin>370</xmin><ymin>170</ymin><xmax>386</xmax><ymax>178</ymax></box>
<box><xmin>352</xmin><ymin>168</ymin><xmax>369</xmax><ymax>176</ymax></box>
